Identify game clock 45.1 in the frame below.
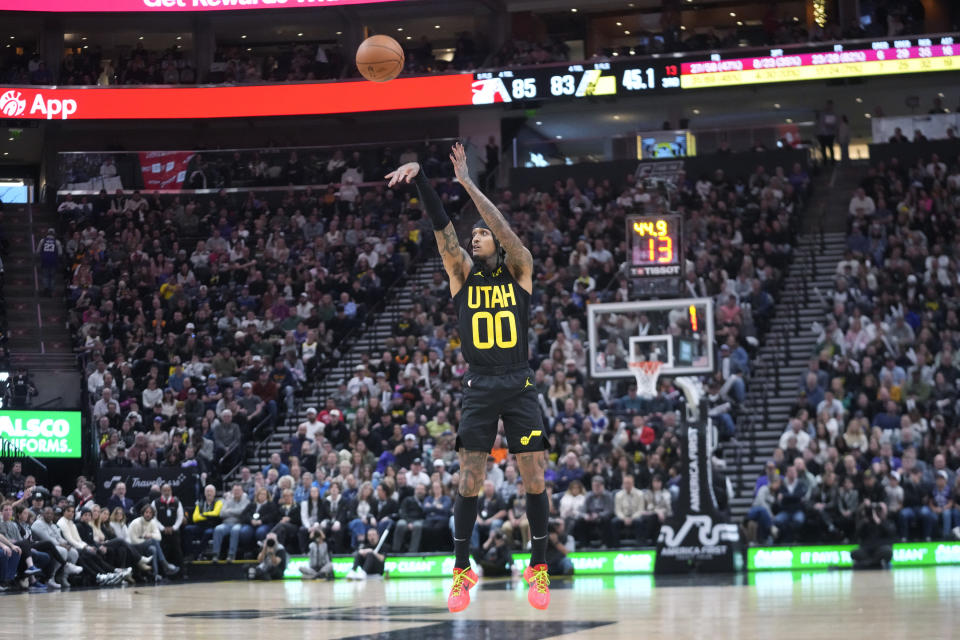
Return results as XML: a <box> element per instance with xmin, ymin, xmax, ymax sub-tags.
<box><xmin>471</xmin><ymin>61</ymin><xmax>679</xmax><ymax>105</ymax></box>
<box><xmin>627</xmin><ymin>214</ymin><xmax>682</xmax><ymax>278</ymax></box>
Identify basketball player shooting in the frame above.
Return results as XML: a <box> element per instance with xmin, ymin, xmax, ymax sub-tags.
<box><xmin>385</xmin><ymin>143</ymin><xmax>551</xmax><ymax>613</ymax></box>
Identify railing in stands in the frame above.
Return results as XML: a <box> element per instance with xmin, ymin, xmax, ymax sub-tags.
<box><xmin>220</xmin><ymin>244</ymin><xmax>433</xmax><ymax>487</ymax></box>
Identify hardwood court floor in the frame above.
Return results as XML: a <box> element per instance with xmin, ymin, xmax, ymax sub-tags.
<box><xmin>5</xmin><ymin>567</ymin><xmax>958</xmax><ymax>639</ymax></box>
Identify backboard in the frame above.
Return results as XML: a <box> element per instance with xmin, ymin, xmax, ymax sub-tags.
<box><xmin>587</xmin><ymin>297</ymin><xmax>715</xmax><ymax>380</ymax></box>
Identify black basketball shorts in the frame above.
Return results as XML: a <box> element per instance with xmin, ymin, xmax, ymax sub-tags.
<box><xmin>457</xmin><ymin>366</ymin><xmax>546</xmax><ymax>454</ymax></box>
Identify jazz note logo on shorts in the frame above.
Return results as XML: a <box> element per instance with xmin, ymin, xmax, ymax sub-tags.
<box><xmin>519</xmin><ymin>430</ymin><xmax>542</xmax><ymax>446</ymax></box>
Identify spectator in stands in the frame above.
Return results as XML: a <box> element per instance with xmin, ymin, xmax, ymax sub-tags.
<box><xmin>57</xmin><ymin>505</ymin><xmax>126</xmax><ymax>586</ymax></box>
<box><xmin>105</xmin><ymin>482</ymin><xmax>135</xmax><ymax>519</ymax></box>
<box><xmin>184</xmin><ymin>484</ymin><xmax>222</xmax><ymax>559</ymax></box>
<box><xmin>31</xmin><ymin>507</ymin><xmax>85</xmax><ymax>582</ymax></box>
<box><xmin>207</xmin><ymin>487</ymin><xmax>249</xmax><ymax>563</ymax></box>
<box><xmin>243</xmin><ymin>487</ymin><xmax>280</xmax><ymax>540</ymax></box>
<box><xmin>848</xmin><ymin>187</ymin><xmax>876</xmax><ymax>217</ymax></box>
<box><xmin>773</xmin><ymin>465</ymin><xmax>808</xmax><ymax>541</ymax></box>
<box><xmin>746</xmin><ymin>474</ymin><xmax>780</xmax><ymax>544</ymax></box>
<box><xmin>128</xmin><ymin>504</ymin><xmax>179</xmax><ymax>580</ymax></box>
<box><xmin>611</xmin><ymin>474</ymin><xmax>645</xmax><ymax>545</ymax></box>
<box><xmin>75</xmin><ymin>506</ymin><xmax>140</xmax><ymax>584</ymax></box>
<box><xmin>373</xmin><ymin>482</ymin><xmax>398</xmax><ymax>539</ymax></box>
<box><xmin>1</xmin><ymin>502</ymin><xmax>57</xmax><ymax>588</ymax></box>
<box><xmin>271</xmin><ymin>489</ymin><xmax>302</xmax><ymax>552</ymax></box>
<box><xmin>393</xmin><ymin>482</ymin><xmax>426</xmax><ymax>553</ymax></box>
<box><xmin>213</xmin><ymin>409</ymin><xmax>242</xmax><ymax>471</ymax></box>
<box><xmin>575</xmin><ymin>476</ymin><xmax>614</xmax><ymax>547</ymax></box>
<box><xmin>0</xmin><ymin>527</ymin><xmax>22</xmax><ymax>590</ymax></box>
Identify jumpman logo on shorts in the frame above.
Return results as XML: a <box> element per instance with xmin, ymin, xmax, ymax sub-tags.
<box><xmin>523</xmin><ymin>378</ymin><xmax>533</xmax><ymax>389</ymax></box>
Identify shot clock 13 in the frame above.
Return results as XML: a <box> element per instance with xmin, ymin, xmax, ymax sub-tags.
<box><xmin>627</xmin><ymin>214</ymin><xmax>682</xmax><ymax>277</ymax></box>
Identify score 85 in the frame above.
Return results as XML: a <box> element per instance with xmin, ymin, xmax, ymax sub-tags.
<box><xmin>511</xmin><ymin>78</ymin><xmax>537</xmax><ymax>99</ymax></box>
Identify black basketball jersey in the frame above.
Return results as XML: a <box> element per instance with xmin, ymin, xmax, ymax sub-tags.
<box><xmin>453</xmin><ymin>265</ymin><xmax>530</xmax><ymax>368</ymax></box>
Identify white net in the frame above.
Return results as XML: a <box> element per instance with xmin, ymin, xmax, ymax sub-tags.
<box><xmin>628</xmin><ymin>360</ymin><xmax>662</xmax><ymax>399</ymax></box>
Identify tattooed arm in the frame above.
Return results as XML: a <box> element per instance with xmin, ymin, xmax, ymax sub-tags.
<box><xmin>450</xmin><ymin>143</ymin><xmax>533</xmax><ymax>293</ymax></box>
<box><xmin>434</xmin><ymin>222</ymin><xmax>472</xmax><ymax>297</ymax></box>
<box><xmin>385</xmin><ymin>161</ymin><xmax>472</xmax><ymax>296</ymax></box>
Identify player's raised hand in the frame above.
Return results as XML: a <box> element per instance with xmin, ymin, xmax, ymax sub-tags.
<box><xmin>385</xmin><ymin>162</ymin><xmax>420</xmax><ymax>187</ymax></box>
<box><xmin>450</xmin><ymin>142</ymin><xmax>470</xmax><ymax>185</ymax></box>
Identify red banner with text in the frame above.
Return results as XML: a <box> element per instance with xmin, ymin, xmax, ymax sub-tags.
<box><xmin>0</xmin><ymin>75</ymin><xmax>474</xmax><ymax>121</ymax></box>
<box><xmin>139</xmin><ymin>151</ymin><xmax>195</xmax><ymax>189</ymax></box>
<box><xmin>0</xmin><ymin>0</ymin><xmax>406</xmax><ymax>12</ymax></box>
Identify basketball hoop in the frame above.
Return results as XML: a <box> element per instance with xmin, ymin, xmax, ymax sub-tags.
<box><xmin>629</xmin><ymin>360</ymin><xmax>662</xmax><ymax>399</ymax></box>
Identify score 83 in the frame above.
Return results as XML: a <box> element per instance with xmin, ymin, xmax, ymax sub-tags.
<box><xmin>633</xmin><ymin>219</ymin><xmax>674</xmax><ymax>263</ymax></box>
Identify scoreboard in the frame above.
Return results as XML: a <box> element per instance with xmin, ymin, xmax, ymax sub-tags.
<box><xmin>471</xmin><ymin>60</ymin><xmax>681</xmax><ymax>105</ymax></box>
<box><xmin>471</xmin><ymin>34</ymin><xmax>960</xmax><ymax>106</ymax></box>
<box><xmin>627</xmin><ymin>214</ymin><xmax>682</xmax><ymax>278</ymax></box>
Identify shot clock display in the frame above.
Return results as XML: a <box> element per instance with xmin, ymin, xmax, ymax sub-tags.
<box><xmin>627</xmin><ymin>214</ymin><xmax>682</xmax><ymax>278</ymax></box>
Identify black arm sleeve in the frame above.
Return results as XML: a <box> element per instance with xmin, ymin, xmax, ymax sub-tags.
<box><xmin>413</xmin><ymin>168</ymin><xmax>451</xmax><ymax>231</ymax></box>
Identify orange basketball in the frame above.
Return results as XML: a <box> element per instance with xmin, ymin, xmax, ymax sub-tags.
<box><xmin>356</xmin><ymin>35</ymin><xmax>405</xmax><ymax>83</ymax></box>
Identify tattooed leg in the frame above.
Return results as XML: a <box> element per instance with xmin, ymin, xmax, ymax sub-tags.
<box><xmin>458</xmin><ymin>449</ymin><xmax>489</xmax><ymax>497</ymax></box>
<box><xmin>516</xmin><ymin>451</ymin><xmax>547</xmax><ymax>494</ymax></box>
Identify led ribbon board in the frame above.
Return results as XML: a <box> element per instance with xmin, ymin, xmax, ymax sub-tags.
<box><xmin>748</xmin><ymin>542</ymin><xmax>960</xmax><ymax>570</ymax></box>
<box><xmin>0</xmin><ymin>0</ymin><xmax>406</xmax><ymax>12</ymax></box>
<box><xmin>0</xmin><ymin>75</ymin><xmax>474</xmax><ymax>120</ymax></box>
<box><xmin>283</xmin><ymin>549</ymin><xmax>657</xmax><ymax>578</ymax></box>
<box><xmin>682</xmin><ymin>36</ymin><xmax>959</xmax><ymax>89</ymax></box>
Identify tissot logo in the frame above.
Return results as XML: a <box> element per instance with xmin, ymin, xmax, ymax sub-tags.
<box><xmin>0</xmin><ymin>90</ymin><xmax>26</xmax><ymax>117</ymax></box>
